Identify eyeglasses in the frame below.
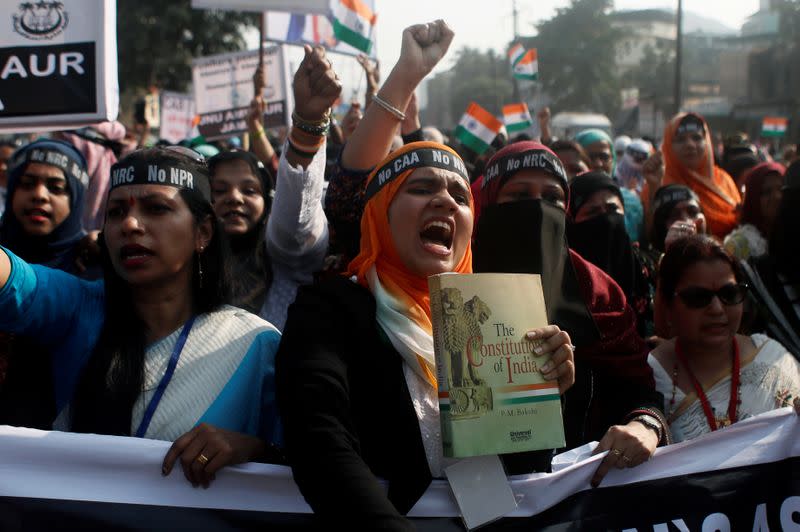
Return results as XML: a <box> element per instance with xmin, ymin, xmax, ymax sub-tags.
<box><xmin>675</xmin><ymin>283</ymin><xmax>748</xmax><ymax>309</ymax></box>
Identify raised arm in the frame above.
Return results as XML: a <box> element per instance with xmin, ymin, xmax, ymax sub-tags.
<box><xmin>247</xmin><ymin>65</ymin><xmax>278</xmax><ymax>169</ymax></box>
<box><xmin>341</xmin><ymin>20</ymin><xmax>454</xmax><ymax>171</ymax></box>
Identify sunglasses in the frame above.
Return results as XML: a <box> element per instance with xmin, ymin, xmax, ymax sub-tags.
<box><xmin>675</xmin><ymin>283</ymin><xmax>748</xmax><ymax>309</ymax></box>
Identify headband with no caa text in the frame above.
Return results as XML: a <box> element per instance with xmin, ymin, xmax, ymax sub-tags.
<box><xmin>364</xmin><ymin>148</ymin><xmax>470</xmax><ymax>201</ymax></box>
<box><xmin>109</xmin><ymin>160</ymin><xmax>211</xmax><ymax>202</ymax></box>
<box><xmin>18</xmin><ymin>148</ymin><xmax>89</xmax><ymax>188</ymax></box>
<box><xmin>482</xmin><ymin>148</ymin><xmax>568</xmax><ymax>189</ymax></box>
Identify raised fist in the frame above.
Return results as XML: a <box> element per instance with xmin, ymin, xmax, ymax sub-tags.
<box><xmin>293</xmin><ymin>45</ymin><xmax>342</xmax><ymax>121</ymax></box>
<box><xmin>642</xmin><ymin>150</ymin><xmax>665</xmax><ymax>189</ymax></box>
<box><xmin>357</xmin><ymin>53</ymin><xmax>380</xmax><ymax>86</ymax></box>
<box><xmin>397</xmin><ymin>20</ymin><xmax>455</xmax><ymax>83</ymax></box>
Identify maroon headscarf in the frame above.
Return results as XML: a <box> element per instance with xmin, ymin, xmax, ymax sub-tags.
<box><xmin>741</xmin><ymin>162</ymin><xmax>786</xmax><ymax>233</ymax></box>
<box><xmin>474</xmin><ymin>141</ymin><xmax>654</xmax><ymax>389</ymax></box>
<box><xmin>478</xmin><ymin>141</ymin><xmax>569</xmax><ymax>214</ymax></box>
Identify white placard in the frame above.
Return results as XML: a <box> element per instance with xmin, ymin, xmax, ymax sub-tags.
<box><xmin>159</xmin><ymin>92</ymin><xmax>196</xmax><ymax>144</ymax></box>
<box><xmin>0</xmin><ymin>0</ymin><xmax>119</xmax><ymax>133</ymax></box>
<box><xmin>191</xmin><ymin>0</ymin><xmax>328</xmax><ymax>14</ymax></box>
<box><xmin>192</xmin><ymin>45</ymin><xmax>292</xmax><ymax>140</ymax></box>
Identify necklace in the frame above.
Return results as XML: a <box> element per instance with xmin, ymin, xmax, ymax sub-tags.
<box><xmin>671</xmin><ymin>338</ymin><xmax>741</xmax><ymax>431</ymax></box>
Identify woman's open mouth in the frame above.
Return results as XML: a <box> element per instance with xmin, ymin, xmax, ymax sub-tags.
<box><xmin>419</xmin><ymin>219</ymin><xmax>454</xmax><ymax>256</ymax></box>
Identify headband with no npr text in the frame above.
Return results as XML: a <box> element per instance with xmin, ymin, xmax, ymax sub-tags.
<box><xmin>109</xmin><ymin>160</ymin><xmax>211</xmax><ymax>202</ymax></box>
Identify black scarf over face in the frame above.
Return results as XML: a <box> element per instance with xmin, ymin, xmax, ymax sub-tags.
<box><xmin>472</xmin><ymin>199</ymin><xmax>600</xmax><ymax>346</ymax></box>
<box><xmin>567</xmin><ymin>212</ymin><xmax>637</xmax><ymax>296</ymax></box>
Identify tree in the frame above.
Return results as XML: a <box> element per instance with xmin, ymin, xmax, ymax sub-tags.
<box><xmin>521</xmin><ymin>0</ymin><xmax>621</xmax><ymax>116</ymax></box>
<box><xmin>625</xmin><ymin>42</ymin><xmax>675</xmax><ymax>120</ymax></box>
<box><xmin>117</xmin><ymin>0</ymin><xmax>255</xmax><ymax>94</ymax></box>
<box><xmin>423</xmin><ymin>48</ymin><xmax>514</xmax><ymax>130</ymax></box>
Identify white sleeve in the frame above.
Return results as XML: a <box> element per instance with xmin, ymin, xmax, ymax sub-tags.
<box><xmin>265</xmin><ymin>141</ymin><xmax>330</xmax><ymax>277</ymax></box>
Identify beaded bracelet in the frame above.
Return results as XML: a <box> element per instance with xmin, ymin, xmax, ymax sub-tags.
<box><xmin>292</xmin><ymin>110</ymin><xmax>331</xmax><ymax>136</ymax></box>
<box><xmin>371</xmin><ymin>93</ymin><xmax>406</xmax><ymax>121</ymax></box>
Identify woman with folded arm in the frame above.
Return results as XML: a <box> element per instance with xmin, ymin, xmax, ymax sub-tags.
<box><xmin>0</xmin><ymin>146</ymin><xmax>283</xmax><ymax>488</ymax></box>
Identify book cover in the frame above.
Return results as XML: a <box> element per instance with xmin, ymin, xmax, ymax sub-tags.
<box><xmin>429</xmin><ymin>273</ymin><xmax>566</xmax><ymax>458</ymax></box>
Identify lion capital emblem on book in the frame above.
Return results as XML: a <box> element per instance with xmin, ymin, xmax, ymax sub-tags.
<box><xmin>440</xmin><ymin>287</ymin><xmax>493</xmax><ymax>418</ymax></box>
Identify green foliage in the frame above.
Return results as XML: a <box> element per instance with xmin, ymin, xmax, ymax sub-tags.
<box><xmin>117</xmin><ymin>0</ymin><xmax>255</xmax><ymax>93</ymax></box>
<box><xmin>624</xmin><ymin>42</ymin><xmax>674</xmax><ymax>118</ymax></box>
<box><xmin>522</xmin><ymin>0</ymin><xmax>621</xmax><ymax>116</ymax></box>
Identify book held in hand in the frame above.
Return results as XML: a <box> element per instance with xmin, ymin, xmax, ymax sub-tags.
<box><xmin>429</xmin><ymin>273</ymin><xmax>566</xmax><ymax>458</ymax></box>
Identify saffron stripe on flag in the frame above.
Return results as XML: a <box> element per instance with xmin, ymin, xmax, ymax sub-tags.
<box><xmin>497</xmin><ymin>383</ymin><xmax>558</xmax><ymax>394</ymax></box>
<box><xmin>339</xmin><ymin>0</ymin><xmax>376</xmax><ymax>21</ymax></box>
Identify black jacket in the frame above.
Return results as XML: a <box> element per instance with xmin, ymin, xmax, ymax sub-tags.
<box><xmin>276</xmin><ymin>277</ymin><xmax>661</xmax><ymax>529</ymax></box>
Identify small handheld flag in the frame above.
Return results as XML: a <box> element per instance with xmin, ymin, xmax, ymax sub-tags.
<box><xmin>513</xmin><ymin>49</ymin><xmax>538</xmax><ymax>81</ymax></box>
<box><xmin>455</xmin><ymin>102</ymin><xmax>504</xmax><ymax>155</ymax></box>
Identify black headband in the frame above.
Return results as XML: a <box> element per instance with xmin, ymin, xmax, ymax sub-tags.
<box><xmin>364</xmin><ymin>148</ymin><xmax>470</xmax><ymax>201</ymax></box>
<box><xmin>482</xmin><ymin>149</ymin><xmax>568</xmax><ymax>190</ymax></box>
<box><xmin>21</xmin><ymin>148</ymin><xmax>89</xmax><ymax>188</ymax></box>
<box><xmin>677</xmin><ymin>116</ymin><xmax>705</xmax><ymax>135</ymax></box>
<box><xmin>653</xmin><ymin>186</ymin><xmax>699</xmax><ymax>213</ymax></box>
<box><xmin>109</xmin><ymin>161</ymin><xmax>211</xmax><ymax>202</ymax></box>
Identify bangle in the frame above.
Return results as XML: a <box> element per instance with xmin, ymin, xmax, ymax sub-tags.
<box><xmin>292</xmin><ymin>110</ymin><xmax>331</xmax><ymax>136</ymax></box>
<box><xmin>288</xmin><ymin>129</ymin><xmax>324</xmax><ymax>155</ymax></box>
<box><xmin>371</xmin><ymin>93</ymin><xmax>406</xmax><ymax>121</ymax></box>
<box><xmin>287</xmin><ymin>140</ymin><xmax>316</xmax><ymax>158</ymax></box>
<box><xmin>625</xmin><ymin>407</ymin><xmax>672</xmax><ymax>445</ymax></box>
<box><xmin>250</xmin><ymin>126</ymin><xmax>266</xmax><ymax>140</ymax></box>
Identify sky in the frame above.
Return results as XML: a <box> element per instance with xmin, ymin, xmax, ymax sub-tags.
<box><xmin>252</xmin><ymin>0</ymin><xmax>761</xmax><ymax>105</ymax></box>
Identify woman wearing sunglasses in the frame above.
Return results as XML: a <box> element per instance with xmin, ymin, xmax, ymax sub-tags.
<box><xmin>648</xmin><ymin>234</ymin><xmax>800</xmax><ymax>443</ymax></box>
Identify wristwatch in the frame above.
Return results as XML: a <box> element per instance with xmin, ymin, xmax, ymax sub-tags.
<box><xmin>632</xmin><ymin>414</ymin><xmax>663</xmax><ymax>441</ymax></box>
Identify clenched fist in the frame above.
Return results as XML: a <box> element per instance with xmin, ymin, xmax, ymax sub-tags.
<box><xmin>293</xmin><ymin>45</ymin><xmax>342</xmax><ymax>121</ymax></box>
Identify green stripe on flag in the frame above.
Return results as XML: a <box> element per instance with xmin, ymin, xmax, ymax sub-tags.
<box><xmin>455</xmin><ymin>125</ymin><xmax>491</xmax><ymax>154</ymax></box>
<box><xmin>514</xmin><ymin>72</ymin><xmax>538</xmax><ymax>81</ymax></box>
<box><xmin>761</xmin><ymin>130</ymin><xmax>785</xmax><ymax>137</ymax></box>
<box><xmin>498</xmin><ymin>394</ymin><xmax>560</xmax><ymax>406</ymax></box>
<box><xmin>332</xmin><ymin>18</ymin><xmax>373</xmax><ymax>54</ymax></box>
<box><xmin>506</xmin><ymin>121</ymin><xmax>532</xmax><ymax>133</ymax></box>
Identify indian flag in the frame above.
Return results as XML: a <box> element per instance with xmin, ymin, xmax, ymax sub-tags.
<box><xmin>762</xmin><ymin>116</ymin><xmax>788</xmax><ymax>137</ymax></box>
<box><xmin>503</xmin><ymin>103</ymin><xmax>533</xmax><ymax>133</ymax></box>
<box><xmin>454</xmin><ymin>102</ymin><xmax>504</xmax><ymax>155</ymax></box>
<box><xmin>508</xmin><ymin>43</ymin><xmax>525</xmax><ymax>66</ymax></box>
<box><xmin>330</xmin><ymin>0</ymin><xmax>377</xmax><ymax>54</ymax></box>
<box><xmin>513</xmin><ymin>49</ymin><xmax>538</xmax><ymax>80</ymax></box>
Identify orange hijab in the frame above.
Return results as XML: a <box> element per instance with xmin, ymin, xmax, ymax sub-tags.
<box><xmin>347</xmin><ymin>141</ymin><xmax>474</xmax><ymax>383</ymax></box>
<box><xmin>662</xmin><ymin>112</ymin><xmax>741</xmax><ymax>237</ymax></box>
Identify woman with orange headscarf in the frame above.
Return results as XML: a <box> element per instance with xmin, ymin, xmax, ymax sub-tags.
<box><xmin>275</xmin><ymin>22</ymin><xmax>574</xmax><ymax>530</ymax></box>
<box><xmin>661</xmin><ymin>113</ymin><xmax>741</xmax><ymax>238</ymax></box>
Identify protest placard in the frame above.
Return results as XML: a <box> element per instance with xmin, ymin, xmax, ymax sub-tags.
<box><xmin>0</xmin><ymin>0</ymin><xmax>118</xmax><ymax>133</ymax></box>
<box><xmin>159</xmin><ymin>92</ymin><xmax>196</xmax><ymax>144</ymax></box>
<box><xmin>192</xmin><ymin>45</ymin><xmax>292</xmax><ymax>141</ymax></box>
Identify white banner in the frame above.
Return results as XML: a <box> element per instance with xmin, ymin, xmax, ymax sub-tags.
<box><xmin>191</xmin><ymin>0</ymin><xmax>328</xmax><ymax>14</ymax></box>
<box><xmin>159</xmin><ymin>92</ymin><xmax>196</xmax><ymax>144</ymax></box>
<box><xmin>0</xmin><ymin>0</ymin><xmax>119</xmax><ymax>133</ymax></box>
<box><xmin>0</xmin><ymin>408</ymin><xmax>797</xmax><ymax>520</ymax></box>
<box><xmin>191</xmin><ymin>45</ymin><xmax>292</xmax><ymax>141</ymax></box>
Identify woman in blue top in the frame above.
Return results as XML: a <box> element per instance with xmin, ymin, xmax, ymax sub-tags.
<box><xmin>0</xmin><ymin>147</ymin><xmax>282</xmax><ymax>488</ymax></box>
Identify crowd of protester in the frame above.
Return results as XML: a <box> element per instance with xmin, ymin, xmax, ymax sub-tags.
<box><xmin>0</xmin><ymin>19</ymin><xmax>799</xmax><ymax>530</ymax></box>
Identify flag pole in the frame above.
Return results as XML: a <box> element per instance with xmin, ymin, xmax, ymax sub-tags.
<box><xmin>259</xmin><ymin>12</ymin><xmax>266</xmax><ymax>69</ymax></box>
<box><xmin>512</xmin><ymin>0</ymin><xmax>521</xmax><ymax>102</ymax></box>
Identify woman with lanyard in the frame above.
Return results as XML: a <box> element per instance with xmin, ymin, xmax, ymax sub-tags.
<box><xmin>0</xmin><ymin>147</ymin><xmax>283</xmax><ymax>488</ymax></box>
<box><xmin>276</xmin><ymin>21</ymin><xmax>575</xmax><ymax>530</ymax></box>
<box><xmin>648</xmin><ymin>234</ymin><xmax>800</xmax><ymax>443</ymax></box>
<box><xmin>660</xmin><ymin>112</ymin><xmax>741</xmax><ymax>238</ymax></box>
<box><xmin>472</xmin><ymin>141</ymin><xmax>670</xmax><ymax>487</ymax></box>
